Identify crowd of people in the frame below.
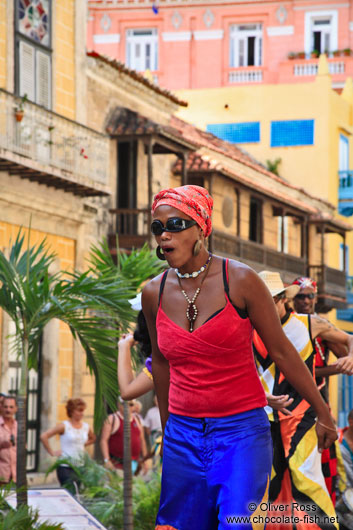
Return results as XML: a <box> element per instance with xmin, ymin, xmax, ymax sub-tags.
<box><xmin>3</xmin><ymin>183</ymin><xmax>353</xmax><ymax>530</ymax></box>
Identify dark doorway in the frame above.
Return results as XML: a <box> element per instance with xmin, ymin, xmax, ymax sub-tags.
<box><xmin>248</xmin><ymin>36</ymin><xmax>255</xmax><ymax>66</ymax></box>
<box><xmin>117</xmin><ymin>141</ymin><xmax>138</xmax><ymax>235</ymax></box>
<box><xmin>249</xmin><ymin>197</ymin><xmax>263</xmax><ymax>243</ymax></box>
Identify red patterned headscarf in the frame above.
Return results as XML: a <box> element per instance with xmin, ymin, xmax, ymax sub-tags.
<box><xmin>292</xmin><ymin>277</ymin><xmax>317</xmax><ymax>293</ymax></box>
<box><xmin>151</xmin><ymin>185</ymin><xmax>213</xmax><ymax>237</ymax></box>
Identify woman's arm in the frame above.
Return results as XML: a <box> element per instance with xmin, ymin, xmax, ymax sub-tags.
<box><xmin>311</xmin><ymin>316</ymin><xmax>353</xmax><ymax>375</ymax></box>
<box><xmin>229</xmin><ymin>264</ymin><xmax>337</xmax><ymax>451</ymax></box>
<box><xmin>85</xmin><ymin>428</ymin><xmax>96</xmax><ymax>447</ymax></box>
<box><xmin>40</xmin><ymin>423</ymin><xmax>65</xmax><ymax>457</ymax></box>
<box><xmin>142</xmin><ymin>279</ymin><xmax>170</xmax><ymax>433</ymax></box>
<box><xmin>117</xmin><ymin>334</ymin><xmax>154</xmax><ymax>400</ymax></box>
<box><xmin>99</xmin><ymin>415</ymin><xmax>115</xmax><ymax>469</ymax></box>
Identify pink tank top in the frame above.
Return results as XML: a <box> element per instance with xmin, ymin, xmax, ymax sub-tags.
<box><xmin>156</xmin><ymin>259</ymin><xmax>267</xmax><ymax>417</ymax></box>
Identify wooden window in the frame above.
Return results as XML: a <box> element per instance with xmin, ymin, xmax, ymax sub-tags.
<box><xmin>16</xmin><ymin>0</ymin><xmax>52</xmax><ymax>109</ymax></box>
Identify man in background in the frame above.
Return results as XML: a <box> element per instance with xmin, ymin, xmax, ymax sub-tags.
<box><xmin>292</xmin><ymin>276</ymin><xmax>352</xmax><ymax>505</ymax></box>
<box><xmin>0</xmin><ymin>395</ymin><xmax>17</xmax><ymax>484</ymax></box>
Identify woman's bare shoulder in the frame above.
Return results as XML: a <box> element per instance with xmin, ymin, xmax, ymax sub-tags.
<box><xmin>226</xmin><ymin>258</ymin><xmax>258</xmax><ymax>282</ymax></box>
<box><xmin>142</xmin><ymin>270</ymin><xmax>168</xmax><ymax>313</ymax></box>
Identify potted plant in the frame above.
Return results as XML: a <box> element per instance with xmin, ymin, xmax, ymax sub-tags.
<box><xmin>14</xmin><ymin>93</ymin><xmax>28</xmax><ymax>122</ymax></box>
<box><xmin>297</xmin><ymin>51</ymin><xmax>306</xmax><ymax>59</ymax></box>
<box><xmin>311</xmin><ymin>49</ymin><xmax>319</xmax><ymax>58</ymax></box>
<box><xmin>287</xmin><ymin>52</ymin><xmax>296</xmax><ymax>60</ymax></box>
<box><xmin>343</xmin><ymin>48</ymin><xmax>351</xmax><ymax>56</ymax></box>
<box><xmin>332</xmin><ymin>50</ymin><xmax>340</xmax><ymax>57</ymax></box>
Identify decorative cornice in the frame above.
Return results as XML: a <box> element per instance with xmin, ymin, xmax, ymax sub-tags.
<box><xmin>162</xmin><ymin>31</ymin><xmax>192</xmax><ymax>42</ymax></box>
<box><xmin>267</xmin><ymin>25</ymin><xmax>294</xmax><ymax>36</ymax></box>
<box><xmin>193</xmin><ymin>29</ymin><xmax>224</xmax><ymax>40</ymax></box>
<box><xmin>93</xmin><ymin>33</ymin><xmax>120</xmax><ymax>44</ymax></box>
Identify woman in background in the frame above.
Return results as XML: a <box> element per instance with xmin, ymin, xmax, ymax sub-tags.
<box><xmin>40</xmin><ymin>398</ymin><xmax>96</xmax><ymax>491</ymax></box>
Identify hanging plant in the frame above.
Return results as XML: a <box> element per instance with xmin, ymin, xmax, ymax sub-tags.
<box><xmin>14</xmin><ymin>93</ymin><xmax>28</xmax><ymax>122</ymax></box>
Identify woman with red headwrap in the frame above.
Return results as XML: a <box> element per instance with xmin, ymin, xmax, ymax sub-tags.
<box><xmin>142</xmin><ymin>185</ymin><xmax>337</xmax><ymax>530</ymax></box>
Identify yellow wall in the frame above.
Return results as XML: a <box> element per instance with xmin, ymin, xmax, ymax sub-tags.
<box><xmin>0</xmin><ymin>0</ymin><xmax>6</xmax><ymax>89</ymax></box>
<box><xmin>0</xmin><ymin>222</ymin><xmax>75</xmax><ymax>423</ymax></box>
<box><xmin>54</xmin><ymin>1</ymin><xmax>76</xmax><ymax>119</ymax></box>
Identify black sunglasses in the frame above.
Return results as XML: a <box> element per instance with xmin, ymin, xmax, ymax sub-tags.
<box><xmin>295</xmin><ymin>293</ymin><xmax>316</xmax><ymax>300</ymax></box>
<box><xmin>151</xmin><ymin>217</ymin><xmax>197</xmax><ymax>236</ymax></box>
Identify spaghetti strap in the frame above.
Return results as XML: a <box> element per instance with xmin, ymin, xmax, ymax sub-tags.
<box><xmin>222</xmin><ymin>258</ymin><xmax>230</xmax><ymax>297</ymax></box>
<box><xmin>222</xmin><ymin>258</ymin><xmax>248</xmax><ymax>319</ymax></box>
<box><xmin>158</xmin><ymin>270</ymin><xmax>169</xmax><ymax>306</ymax></box>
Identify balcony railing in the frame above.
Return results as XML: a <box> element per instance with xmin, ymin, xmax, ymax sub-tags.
<box><xmin>0</xmin><ymin>89</ymin><xmax>109</xmax><ymax>193</ymax></box>
<box><xmin>308</xmin><ymin>265</ymin><xmax>346</xmax><ymax>310</ymax></box>
<box><xmin>211</xmin><ymin>230</ymin><xmax>306</xmax><ymax>279</ymax></box>
<box><xmin>293</xmin><ymin>60</ymin><xmax>345</xmax><ymax>76</ymax></box>
<box><xmin>109</xmin><ymin>208</ymin><xmax>151</xmax><ymax>252</ymax></box>
<box><xmin>339</xmin><ymin>170</ymin><xmax>353</xmax><ymax>199</ymax></box>
<box><xmin>228</xmin><ymin>67</ymin><xmax>263</xmax><ymax>84</ymax></box>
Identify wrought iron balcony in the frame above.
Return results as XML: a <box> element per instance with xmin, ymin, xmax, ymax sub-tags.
<box><xmin>0</xmin><ymin>89</ymin><xmax>110</xmax><ymax>196</ymax></box>
<box><xmin>109</xmin><ymin>208</ymin><xmax>151</xmax><ymax>252</ymax></box>
<box><xmin>338</xmin><ymin>170</ymin><xmax>353</xmax><ymax>216</ymax></box>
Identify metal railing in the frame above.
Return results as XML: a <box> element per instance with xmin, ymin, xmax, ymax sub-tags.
<box><xmin>0</xmin><ymin>89</ymin><xmax>109</xmax><ymax>186</ymax></box>
<box><xmin>339</xmin><ymin>170</ymin><xmax>353</xmax><ymax>200</ymax></box>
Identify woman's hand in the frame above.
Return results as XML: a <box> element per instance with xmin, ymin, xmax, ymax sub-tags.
<box><xmin>315</xmin><ymin>415</ymin><xmax>338</xmax><ymax>453</ymax></box>
<box><xmin>265</xmin><ymin>393</ymin><xmax>293</xmax><ymax>415</ymax></box>
<box><xmin>118</xmin><ymin>333</ymin><xmax>136</xmax><ymax>349</ymax></box>
<box><xmin>52</xmin><ymin>450</ymin><xmax>62</xmax><ymax>457</ymax></box>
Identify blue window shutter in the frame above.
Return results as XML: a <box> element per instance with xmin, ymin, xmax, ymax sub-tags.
<box><xmin>271</xmin><ymin>120</ymin><xmax>314</xmax><ymax>147</ymax></box>
<box><xmin>207</xmin><ymin>122</ymin><xmax>260</xmax><ymax>144</ymax></box>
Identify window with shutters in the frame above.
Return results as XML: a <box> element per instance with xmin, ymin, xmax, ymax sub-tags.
<box><xmin>15</xmin><ymin>0</ymin><xmax>51</xmax><ymax>109</ymax></box>
<box><xmin>126</xmin><ymin>29</ymin><xmax>158</xmax><ymax>72</ymax></box>
<box><xmin>230</xmin><ymin>24</ymin><xmax>262</xmax><ymax>68</ymax></box>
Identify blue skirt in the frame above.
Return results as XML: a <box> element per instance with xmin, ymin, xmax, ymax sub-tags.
<box><xmin>156</xmin><ymin>408</ymin><xmax>272</xmax><ymax>530</ymax></box>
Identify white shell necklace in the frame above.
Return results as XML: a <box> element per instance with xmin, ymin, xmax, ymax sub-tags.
<box><xmin>175</xmin><ymin>253</ymin><xmax>212</xmax><ymax>279</ymax></box>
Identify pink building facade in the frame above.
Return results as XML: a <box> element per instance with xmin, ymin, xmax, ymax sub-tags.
<box><xmin>87</xmin><ymin>0</ymin><xmax>353</xmax><ymax>90</ymax></box>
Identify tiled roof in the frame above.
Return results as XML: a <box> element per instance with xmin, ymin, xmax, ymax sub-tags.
<box><xmin>106</xmin><ymin>107</ymin><xmax>198</xmax><ymax>150</ymax></box>
<box><xmin>87</xmin><ymin>51</ymin><xmax>188</xmax><ymax>107</ymax></box>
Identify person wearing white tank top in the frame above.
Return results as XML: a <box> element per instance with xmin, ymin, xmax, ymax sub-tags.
<box><xmin>40</xmin><ymin>398</ymin><xmax>95</xmax><ymax>492</ymax></box>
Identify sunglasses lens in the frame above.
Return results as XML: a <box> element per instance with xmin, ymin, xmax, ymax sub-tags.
<box><xmin>151</xmin><ymin>221</ymin><xmax>163</xmax><ymax>235</ymax></box>
<box><xmin>296</xmin><ymin>293</ymin><xmax>315</xmax><ymax>300</ymax></box>
<box><xmin>166</xmin><ymin>218</ymin><xmax>186</xmax><ymax>231</ymax></box>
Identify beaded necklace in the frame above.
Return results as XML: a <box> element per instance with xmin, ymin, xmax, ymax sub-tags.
<box><xmin>175</xmin><ymin>253</ymin><xmax>212</xmax><ymax>279</ymax></box>
<box><xmin>177</xmin><ymin>255</ymin><xmax>212</xmax><ymax>332</ymax></box>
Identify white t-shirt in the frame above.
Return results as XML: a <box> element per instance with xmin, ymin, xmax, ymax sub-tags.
<box><xmin>60</xmin><ymin>420</ymin><xmax>89</xmax><ymax>461</ymax></box>
<box><xmin>144</xmin><ymin>406</ymin><xmax>161</xmax><ymax>432</ymax></box>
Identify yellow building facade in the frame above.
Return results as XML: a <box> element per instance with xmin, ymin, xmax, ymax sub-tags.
<box><xmin>0</xmin><ymin>0</ymin><xmax>111</xmax><ymax>471</ymax></box>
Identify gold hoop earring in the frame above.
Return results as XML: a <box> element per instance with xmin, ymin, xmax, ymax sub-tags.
<box><xmin>156</xmin><ymin>246</ymin><xmax>166</xmax><ymax>261</ymax></box>
<box><xmin>193</xmin><ymin>240</ymin><xmax>202</xmax><ymax>256</ymax></box>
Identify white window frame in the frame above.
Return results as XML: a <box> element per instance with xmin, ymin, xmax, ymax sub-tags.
<box><xmin>230</xmin><ymin>24</ymin><xmax>263</xmax><ymax>68</ymax></box>
<box><xmin>126</xmin><ymin>28</ymin><xmax>158</xmax><ymax>72</ymax></box>
<box><xmin>304</xmin><ymin>10</ymin><xmax>338</xmax><ymax>55</ymax></box>
<box><xmin>339</xmin><ymin>134</ymin><xmax>349</xmax><ymax>171</ymax></box>
<box><xmin>277</xmin><ymin>216</ymin><xmax>289</xmax><ymax>254</ymax></box>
